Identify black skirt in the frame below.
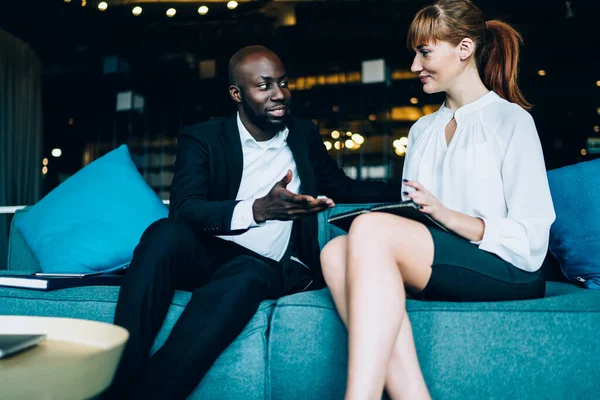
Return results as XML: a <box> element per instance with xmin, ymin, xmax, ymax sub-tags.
<box><xmin>418</xmin><ymin>227</ymin><xmax>546</xmax><ymax>302</ymax></box>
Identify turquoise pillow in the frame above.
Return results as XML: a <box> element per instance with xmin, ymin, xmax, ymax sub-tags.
<box><xmin>547</xmin><ymin>159</ymin><xmax>600</xmax><ymax>289</ymax></box>
<box><xmin>15</xmin><ymin>145</ymin><xmax>168</xmax><ymax>274</ymax></box>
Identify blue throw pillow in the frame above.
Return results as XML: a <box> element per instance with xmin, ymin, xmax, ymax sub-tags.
<box><xmin>15</xmin><ymin>145</ymin><xmax>168</xmax><ymax>274</ymax></box>
<box><xmin>547</xmin><ymin>159</ymin><xmax>600</xmax><ymax>289</ymax></box>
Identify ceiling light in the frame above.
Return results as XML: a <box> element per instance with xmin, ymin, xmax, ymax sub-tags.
<box><xmin>51</xmin><ymin>148</ymin><xmax>62</xmax><ymax>158</ymax></box>
<box><xmin>42</xmin><ymin>166</ymin><xmax>48</xmax><ymax>175</ymax></box>
<box><xmin>537</xmin><ymin>70</ymin><xmax>546</xmax><ymax>77</ymax></box>
<box><xmin>351</xmin><ymin>134</ymin><xmax>364</xmax><ymax>145</ymax></box>
<box><xmin>63</xmin><ymin>0</ymin><xmax>71</xmax><ymax>3</ymax></box>
<box><xmin>410</xmin><ymin>97</ymin><xmax>419</xmax><ymax>104</ymax></box>
<box><xmin>42</xmin><ymin>158</ymin><xmax>48</xmax><ymax>166</ymax></box>
<box><xmin>98</xmin><ymin>2</ymin><xmax>107</xmax><ymax>11</ymax></box>
<box><xmin>596</xmin><ymin>80</ymin><xmax>600</xmax><ymax>87</ymax></box>
<box><xmin>324</xmin><ymin>141</ymin><xmax>332</xmax><ymax>151</ymax></box>
<box><xmin>132</xmin><ymin>6</ymin><xmax>142</xmax><ymax>16</ymax></box>
<box><xmin>331</xmin><ymin>130</ymin><xmax>340</xmax><ymax>139</ymax></box>
<box><xmin>166</xmin><ymin>8</ymin><xmax>176</xmax><ymax>17</ymax></box>
<box><xmin>198</xmin><ymin>6</ymin><xmax>209</xmax><ymax>15</ymax></box>
<box><xmin>227</xmin><ymin>1</ymin><xmax>238</xmax><ymax>10</ymax></box>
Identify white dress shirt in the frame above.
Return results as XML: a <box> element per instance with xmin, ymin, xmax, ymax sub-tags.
<box><xmin>217</xmin><ymin>113</ymin><xmax>301</xmax><ymax>261</ymax></box>
<box><xmin>402</xmin><ymin>91</ymin><xmax>556</xmax><ymax>272</ymax></box>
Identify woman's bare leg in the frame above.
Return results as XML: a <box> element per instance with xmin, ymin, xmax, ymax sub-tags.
<box><xmin>321</xmin><ymin>214</ymin><xmax>434</xmax><ymax>400</ymax></box>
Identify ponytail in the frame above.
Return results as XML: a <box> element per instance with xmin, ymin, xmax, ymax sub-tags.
<box><xmin>481</xmin><ymin>20</ymin><xmax>531</xmax><ymax>110</ymax></box>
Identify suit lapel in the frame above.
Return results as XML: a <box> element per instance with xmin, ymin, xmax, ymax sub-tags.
<box><xmin>221</xmin><ymin>117</ymin><xmax>244</xmax><ymax>199</ymax></box>
<box><xmin>286</xmin><ymin>119</ymin><xmax>315</xmax><ymax>196</ymax></box>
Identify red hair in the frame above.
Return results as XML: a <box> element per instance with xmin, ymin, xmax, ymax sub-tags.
<box><xmin>407</xmin><ymin>0</ymin><xmax>531</xmax><ymax>110</ymax></box>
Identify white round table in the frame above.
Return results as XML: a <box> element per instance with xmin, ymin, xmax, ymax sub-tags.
<box><xmin>0</xmin><ymin>316</ymin><xmax>129</xmax><ymax>400</ymax></box>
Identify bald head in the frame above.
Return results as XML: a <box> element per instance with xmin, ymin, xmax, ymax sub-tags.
<box><xmin>228</xmin><ymin>45</ymin><xmax>282</xmax><ymax>86</ymax></box>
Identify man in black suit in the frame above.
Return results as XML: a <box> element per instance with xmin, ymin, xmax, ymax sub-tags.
<box><xmin>109</xmin><ymin>45</ymin><xmax>402</xmax><ymax>399</ymax></box>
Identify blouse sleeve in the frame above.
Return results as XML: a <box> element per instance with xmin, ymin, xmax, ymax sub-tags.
<box><xmin>477</xmin><ymin>110</ymin><xmax>556</xmax><ymax>272</ymax></box>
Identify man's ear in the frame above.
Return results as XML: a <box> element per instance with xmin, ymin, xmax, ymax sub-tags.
<box><xmin>229</xmin><ymin>84</ymin><xmax>242</xmax><ymax>103</ymax></box>
<box><xmin>458</xmin><ymin>37</ymin><xmax>475</xmax><ymax>61</ymax></box>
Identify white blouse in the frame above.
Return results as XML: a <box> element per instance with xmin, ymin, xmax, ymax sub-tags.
<box><xmin>402</xmin><ymin>91</ymin><xmax>556</xmax><ymax>272</ymax></box>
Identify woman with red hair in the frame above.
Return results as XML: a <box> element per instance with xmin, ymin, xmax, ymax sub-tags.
<box><xmin>320</xmin><ymin>1</ymin><xmax>556</xmax><ymax>399</ymax></box>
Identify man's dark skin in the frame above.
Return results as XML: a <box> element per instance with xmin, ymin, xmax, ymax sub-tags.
<box><xmin>228</xmin><ymin>46</ymin><xmax>336</xmax><ymax>223</ymax></box>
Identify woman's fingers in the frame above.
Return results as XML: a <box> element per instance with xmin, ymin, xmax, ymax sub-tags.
<box><xmin>403</xmin><ymin>179</ymin><xmax>425</xmax><ymax>192</ymax></box>
<box><xmin>405</xmin><ymin>190</ymin><xmax>427</xmax><ymax>206</ymax></box>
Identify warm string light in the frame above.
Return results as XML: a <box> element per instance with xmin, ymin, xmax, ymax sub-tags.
<box><xmin>326</xmin><ymin>131</ymin><xmax>364</xmax><ymax>151</ymax></box>
<box><xmin>393</xmin><ymin>137</ymin><xmax>409</xmax><ymax>156</ymax></box>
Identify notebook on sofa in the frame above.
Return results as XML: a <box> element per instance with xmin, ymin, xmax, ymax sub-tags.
<box><xmin>327</xmin><ymin>200</ymin><xmax>449</xmax><ymax>233</ymax></box>
<box><xmin>0</xmin><ymin>273</ymin><xmax>124</xmax><ymax>291</ymax></box>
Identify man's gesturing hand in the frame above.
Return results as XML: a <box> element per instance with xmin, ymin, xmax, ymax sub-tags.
<box><xmin>253</xmin><ymin>170</ymin><xmax>335</xmax><ymax>223</ymax></box>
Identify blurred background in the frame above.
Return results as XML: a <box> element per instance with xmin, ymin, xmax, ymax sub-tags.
<box><xmin>1</xmin><ymin>0</ymin><xmax>599</xmax><ymax>262</ymax></box>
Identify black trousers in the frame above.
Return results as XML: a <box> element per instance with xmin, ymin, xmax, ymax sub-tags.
<box><xmin>107</xmin><ymin>218</ymin><xmax>303</xmax><ymax>399</ymax></box>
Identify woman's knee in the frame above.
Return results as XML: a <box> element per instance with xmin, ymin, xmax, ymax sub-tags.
<box><xmin>320</xmin><ymin>236</ymin><xmax>347</xmax><ymax>282</ymax></box>
<box><xmin>348</xmin><ymin>213</ymin><xmax>420</xmax><ymax>247</ymax></box>
<box><xmin>349</xmin><ymin>212</ymin><xmax>396</xmax><ymax>240</ymax></box>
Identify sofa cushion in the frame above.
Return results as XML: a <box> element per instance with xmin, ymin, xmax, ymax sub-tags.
<box><xmin>14</xmin><ymin>145</ymin><xmax>168</xmax><ymax>274</ymax></box>
<box><xmin>547</xmin><ymin>159</ymin><xmax>600</xmax><ymax>289</ymax></box>
<box><xmin>0</xmin><ymin>281</ymin><xmax>275</xmax><ymax>400</ymax></box>
<box><xmin>268</xmin><ymin>284</ymin><xmax>600</xmax><ymax>400</ymax></box>
<box><xmin>7</xmin><ymin>209</ymin><xmax>42</xmax><ymax>273</ymax></box>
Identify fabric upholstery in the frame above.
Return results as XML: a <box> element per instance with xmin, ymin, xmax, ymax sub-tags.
<box><xmin>14</xmin><ymin>145</ymin><xmax>168</xmax><ymax>274</ymax></box>
<box><xmin>547</xmin><ymin>159</ymin><xmax>600</xmax><ymax>289</ymax></box>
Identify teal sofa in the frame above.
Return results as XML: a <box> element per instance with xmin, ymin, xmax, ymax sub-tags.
<box><xmin>2</xmin><ymin>205</ymin><xmax>600</xmax><ymax>399</ymax></box>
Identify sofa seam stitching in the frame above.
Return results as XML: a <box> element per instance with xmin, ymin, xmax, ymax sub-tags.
<box><xmin>272</xmin><ymin>303</ymin><xmax>600</xmax><ymax>313</ymax></box>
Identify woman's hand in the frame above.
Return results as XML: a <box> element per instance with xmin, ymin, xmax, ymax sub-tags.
<box><xmin>402</xmin><ymin>180</ymin><xmax>451</xmax><ymax>226</ymax></box>
<box><xmin>402</xmin><ymin>179</ymin><xmax>485</xmax><ymax>242</ymax></box>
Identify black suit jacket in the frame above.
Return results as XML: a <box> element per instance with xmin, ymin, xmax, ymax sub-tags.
<box><xmin>169</xmin><ymin>116</ymin><xmax>402</xmax><ymax>287</ymax></box>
